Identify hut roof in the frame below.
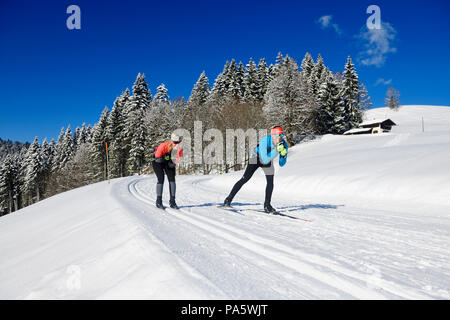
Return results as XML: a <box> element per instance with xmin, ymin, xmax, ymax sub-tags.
<box><xmin>359</xmin><ymin>119</ymin><xmax>396</xmax><ymax>128</ymax></box>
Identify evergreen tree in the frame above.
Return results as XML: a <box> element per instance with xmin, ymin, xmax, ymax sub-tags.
<box><xmin>341</xmin><ymin>56</ymin><xmax>362</xmax><ymax>129</ymax></box>
<box><xmin>22</xmin><ymin>137</ymin><xmax>42</xmax><ymax>204</ymax></box>
<box><xmin>127</xmin><ymin>107</ymin><xmax>146</xmax><ymax>173</ymax></box>
<box><xmin>91</xmin><ymin>107</ymin><xmax>110</xmax><ymax>180</ymax></box>
<box><xmin>317</xmin><ymin>76</ymin><xmax>345</xmax><ymax>134</ymax></box>
<box><xmin>309</xmin><ymin>54</ymin><xmax>326</xmax><ymax>97</ymax></box>
<box><xmin>154</xmin><ymin>83</ymin><xmax>169</xmax><ymax>103</ymax></box>
<box><xmin>264</xmin><ymin>56</ymin><xmax>312</xmax><ymax>143</ymax></box>
<box><xmin>106</xmin><ymin>97</ymin><xmax>126</xmax><ymax>178</ymax></box>
<box><xmin>132</xmin><ymin>73</ymin><xmax>152</xmax><ymax>111</ymax></box>
<box><xmin>59</xmin><ymin>125</ymin><xmax>75</xmax><ymax>170</ymax></box>
<box><xmin>0</xmin><ymin>154</ymin><xmax>23</xmax><ymax>214</ymax></box>
<box><xmin>86</xmin><ymin>124</ymin><xmax>93</xmax><ymax>144</ymax></box>
<box><xmin>244</xmin><ymin>58</ymin><xmax>260</xmax><ymax>101</ymax></box>
<box><xmin>39</xmin><ymin>138</ymin><xmax>53</xmax><ymax>196</ymax></box>
<box><xmin>300</xmin><ymin>52</ymin><xmax>315</xmax><ymax>79</ymax></box>
<box><xmin>77</xmin><ymin>123</ymin><xmax>88</xmax><ymax>146</ymax></box>
<box><xmin>0</xmin><ymin>155</ymin><xmax>17</xmax><ymax>214</ymax></box>
<box><xmin>188</xmin><ymin>71</ymin><xmax>210</xmax><ymax>108</ymax></box>
<box><xmin>271</xmin><ymin>52</ymin><xmax>286</xmax><ymax>77</ymax></box>
<box><xmin>74</xmin><ymin>126</ymin><xmax>81</xmax><ymax>151</ymax></box>
<box><xmin>257</xmin><ymin>58</ymin><xmax>270</xmax><ymax>100</ymax></box>
<box><xmin>123</xmin><ymin>75</ymin><xmax>152</xmax><ymax>174</ymax></box>
<box><xmin>205</xmin><ymin>60</ymin><xmax>233</xmax><ymax>124</ymax></box>
<box><xmin>236</xmin><ymin>61</ymin><xmax>246</xmax><ymax>98</ymax></box>
<box><xmin>213</xmin><ymin>61</ymin><xmax>231</xmax><ymax>96</ymax></box>
<box><xmin>52</xmin><ymin>127</ymin><xmax>65</xmax><ymax>172</ymax></box>
<box><xmin>226</xmin><ymin>59</ymin><xmax>242</xmax><ymax>99</ymax></box>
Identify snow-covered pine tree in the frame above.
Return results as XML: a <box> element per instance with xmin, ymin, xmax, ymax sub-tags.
<box><xmin>14</xmin><ymin>148</ymin><xmax>27</xmax><ymax>210</ymax></box>
<box><xmin>77</xmin><ymin>123</ymin><xmax>88</xmax><ymax>146</ymax></box>
<box><xmin>264</xmin><ymin>55</ymin><xmax>310</xmax><ymax>144</ymax></box>
<box><xmin>154</xmin><ymin>83</ymin><xmax>169</xmax><ymax>103</ymax></box>
<box><xmin>74</xmin><ymin>126</ymin><xmax>81</xmax><ymax>152</ymax></box>
<box><xmin>341</xmin><ymin>56</ymin><xmax>362</xmax><ymax>130</ymax></box>
<box><xmin>300</xmin><ymin>52</ymin><xmax>315</xmax><ymax>80</ymax></box>
<box><xmin>257</xmin><ymin>58</ymin><xmax>270</xmax><ymax>100</ymax></box>
<box><xmin>91</xmin><ymin>107</ymin><xmax>109</xmax><ymax>180</ymax></box>
<box><xmin>0</xmin><ymin>153</ymin><xmax>23</xmax><ymax>214</ymax></box>
<box><xmin>106</xmin><ymin>95</ymin><xmax>126</xmax><ymax>178</ymax></box>
<box><xmin>207</xmin><ymin>61</ymin><xmax>233</xmax><ymax>110</ymax></box>
<box><xmin>236</xmin><ymin>61</ymin><xmax>246</xmax><ymax>98</ymax></box>
<box><xmin>244</xmin><ymin>58</ymin><xmax>260</xmax><ymax>101</ymax></box>
<box><xmin>127</xmin><ymin>107</ymin><xmax>146</xmax><ymax>174</ymax></box>
<box><xmin>122</xmin><ymin>75</ymin><xmax>152</xmax><ymax>174</ymax></box>
<box><xmin>39</xmin><ymin>138</ymin><xmax>53</xmax><ymax>196</ymax></box>
<box><xmin>271</xmin><ymin>52</ymin><xmax>286</xmax><ymax>78</ymax></box>
<box><xmin>51</xmin><ymin>127</ymin><xmax>65</xmax><ymax>172</ymax></box>
<box><xmin>226</xmin><ymin>59</ymin><xmax>242</xmax><ymax>99</ymax></box>
<box><xmin>59</xmin><ymin>126</ymin><xmax>75</xmax><ymax>170</ymax></box>
<box><xmin>132</xmin><ymin>73</ymin><xmax>152</xmax><ymax>111</ymax></box>
<box><xmin>22</xmin><ymin>137</ymin><xmax>42</xmax><ymax>204</ymax></box>
<box><xmin>188</xmin><ymin>71</ymin><xmax>210</xmax><ymax>109</ymax></box>
<box><xmin>183</xmin><ymin>71</ymin><xmax>210</xmax><ymax>134</ymax></box>
<box><xmin>86</xmin><ymin>124</ymin><xmax>93</xmax><ymax>144</ymax></box>
<box><xmin>0</xmin><ymin>155</ymin><xmax>14</xmax><ymax>214</ymax></box>
<box><xmin>317</xmin><ymin>76</ymin><xmax>346</xmax><ymax>134</ymax></box>
<box><xmin>309</xmin><ymin>54</ymin><xmax>326</xmax><ymax>97</ymax></box>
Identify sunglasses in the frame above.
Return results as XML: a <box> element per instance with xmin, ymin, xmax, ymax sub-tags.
<box><xmin>275</xmin><ymin>134</ymin><xmax>285</xmax><ymax>138</ymax></box>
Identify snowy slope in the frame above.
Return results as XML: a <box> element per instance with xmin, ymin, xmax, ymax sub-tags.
<box><xmin>1</xmin><ymin>105</ymin><xmax>449</xmax><ymax>299</ymax></box>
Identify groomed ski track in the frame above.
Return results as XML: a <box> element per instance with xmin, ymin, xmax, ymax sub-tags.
<box><xmin>110</xmin><ymin>175</ymin><xmax>448</xmax><ymax>299</ymax></box>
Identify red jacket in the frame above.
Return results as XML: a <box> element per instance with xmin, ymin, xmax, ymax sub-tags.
<box><xmin>155</xmin><ymin>141</ymin><xmax>183</xmax><ymax>164</ymax></box>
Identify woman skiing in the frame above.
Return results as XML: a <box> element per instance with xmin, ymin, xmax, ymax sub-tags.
<box><xmin>223</xmin><ymin>126</ymin><xmax>288</xmax><ymax>213</ymax></box>
<box><xmin>152</xmin><ymin>133</ymin><xmax>183</xmax><ymax>209</ymax></box>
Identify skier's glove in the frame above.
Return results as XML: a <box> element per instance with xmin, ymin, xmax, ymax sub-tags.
<box><xmin>277</xmin><ymin>142</ymin><xmax>287</xmax><ymax>157</ymax></box>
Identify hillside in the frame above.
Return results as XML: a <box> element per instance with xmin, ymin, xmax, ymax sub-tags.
<box><xmin>0</xmin><ymin>105</ymin><xmax>449</xmax><ymax>299</ymax></box>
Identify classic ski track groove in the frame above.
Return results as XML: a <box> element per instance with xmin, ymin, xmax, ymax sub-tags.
<box><xmin>127</xmin><ymin>177</ymin><xmax>430</xmax><ymax>299</ymax></box>
<box><xmin>124</xmin><ymin>178</ymin><xmax>317</xmax><ymax>299</ymax></box>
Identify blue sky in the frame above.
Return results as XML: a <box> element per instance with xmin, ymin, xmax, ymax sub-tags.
<box><xmin>1</xmin><ymin>0</ymin><xmax>449</xmax><ymax>142</ymax></box>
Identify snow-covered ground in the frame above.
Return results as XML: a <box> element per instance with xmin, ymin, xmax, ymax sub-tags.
<box><xmin>1</xmin><ymin>105</ymin><xmax>449</xmax><ymax>299</ymax></box>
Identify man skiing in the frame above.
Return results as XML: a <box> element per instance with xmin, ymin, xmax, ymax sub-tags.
<box><xmin>152</xmin><ymin>133</ymin><xmax>183</xmax><ymax>209</ymax></box>
<box><xmin>223</xmin><ymin>126</ymin><xmax>288</xmax><ymax>213</ymax></box>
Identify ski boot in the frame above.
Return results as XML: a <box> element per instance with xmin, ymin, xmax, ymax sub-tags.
<box><xmin>169</xmin><ymin>198</ymin><xmax>180</xmax><ymax>210</ymax></box>
<box><xmin>264</xmin><ymin>203</ymin><xmax>277</xmax><ymax>214</ymax></box>
<box><xmin>156</xmin><ymin>196</ymin><xmax>165</xmax><ymax>210</ymax></box>
<box><xmin>223</xmin><ymin>197</ymin><xmax>232</xmax><ymax>208</ymax></box>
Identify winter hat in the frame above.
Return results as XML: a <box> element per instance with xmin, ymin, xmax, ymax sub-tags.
<box><xmin>271</xmin><ymin>126</ymin><xmax>284</xmax><ymax>136</ymax></box>
<box><xmin>171</xmin><ymin>133</ymin><xmax>181</xmax><ymax>143</ymax></box>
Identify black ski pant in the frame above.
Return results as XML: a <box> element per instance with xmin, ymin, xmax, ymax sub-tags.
<box><xmin>152</xmin><ymin>160</ymin><xmax>176</xmax><ymax>200</ymax></box>
<box><xmin>226</xmin><ymin>157</ymin><xmax>274</xmax><ymax>206</ymax></box>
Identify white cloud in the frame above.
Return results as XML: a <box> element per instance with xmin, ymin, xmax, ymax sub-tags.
<box><xmin>318</xmin><ymin>15</ymin><xmax>332</xmax><ymax>28</ymax></box>
<box><xmin>317</xmin><ymin>15</ymin><xmax>343</xmax><ymax>35</ymax></box>
<box><xmin>374</xmin><ymin>78</ymin><xmax>392</xmax><ymax>86</ymax></box>
<box><xmin>357</xmin><ymin>22</ymin><xmax>397</xmax><ymax>67</ymax></box>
